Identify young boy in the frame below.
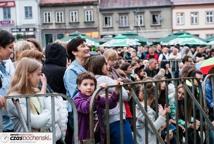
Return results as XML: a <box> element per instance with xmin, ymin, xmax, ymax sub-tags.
<box><xmin>74</xmin><ymin>72</ymin><xmax>120</xmax><ymax>143</ymax></box>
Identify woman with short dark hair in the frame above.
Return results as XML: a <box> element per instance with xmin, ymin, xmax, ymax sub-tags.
<box><xmin>0</xmin><ymin>30</ymin><xmax>15</xmax><ymax>132</ymax></box>
<box><xmin>64</xmin><ymin>37</ymin><xmax>90</xmax><ymax>98</ymax></box>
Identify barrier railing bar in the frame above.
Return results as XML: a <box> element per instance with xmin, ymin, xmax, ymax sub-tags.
<box><xmin>105</xmin><ymin>88</ymin><xmax>110</xmax><ymax>144</ymax></box>
<box><xmin>26</xmin><ymin>97</ymin><xmax>31</xmax><ymax>131</ymax></box>
<box><xmin>6</xmin><ymin>93</ymin><xmax>79</xmax><ymax>144</ymax></box>
<box><xmin>119</xmin><ymin>86</ymin><xmax>124</xmax><ymax>144</ymax></box>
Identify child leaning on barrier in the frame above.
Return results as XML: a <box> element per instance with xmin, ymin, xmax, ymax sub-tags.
<box><xmin>136</xmin><ymin>78</ymin><xmax>170</xmax><ymax>144</ymax></box>
<box><xmin>6</xmin><ymin>58</ymin><xmax>67</xmax><ymax>143</ymax></box>
<box><xmin>73</xmin><ymin>72</ymin><xmax>120</xmax><ymax>143</ymax></box>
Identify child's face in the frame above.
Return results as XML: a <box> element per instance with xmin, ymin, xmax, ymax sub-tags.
<box><xmin>78</xmin><ymin>79</ymin><xmax>95</xmax><ymax>96</ymax></box>
<box><xmin>177</xmin><ymin>87</ymin><xmax>185</xmax><ymax>101</ymax></box>
<box><xmin>29</xmin><ymin>67</ymin><xmax>42</xmax><ymax>88</ymax></box>
<box><xmin>138</xmin><ymin>91</ymin><xmax>144</xmax><ymax>101</ymax></box>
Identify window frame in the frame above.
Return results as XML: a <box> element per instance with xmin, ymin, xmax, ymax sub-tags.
<box><xmin>43</xmin><ymin>11</ymin><xmax>52</xmax><ymax>23</ymax></box>
<box><xmin>151</xmin><ymin>11</ymin><xmax>161</xmax><ymax>26</ymax></box>
<box><xmin>206</xmin><ymin>11</ymin><xmax>214</xmax><ymax>24</ymax></box>
<box><xmin>3</xmin><ymin>7</ymin><xmax>11</xmax><ymax>20</ymax></box>
<box><xmin>190</xmin><ymin>11</ymin><xmax>199</xmax><ymax>25</ymax></box>
<box><xmin>84</xmin><ymin>9</ymin><xmax>94</xmax><ymax>22</ymax></box>
<box><xmin>103</xmin><ymin>15</ymin><xmax>113</xmax><ymax>28</ymax></box>
<box><xmin>176</xmin><ymin>12</ymin><xmax>185</xmax><ymax>25</ymax></box>
<box><xmin>119</xmin><ymin>14</ymin><xmax>129</xmax><ymax>28</ymax></box>
<box><xmin>24</xmin><ymin>6</ymin><xmax>33</xmax><ymax>19</ymax></box>
<box><xmin>135</xmin><ymin>13</ymin><xmax>144</xmax><ymax>26</ymax></box>
<box><xmin>69</xmin><ymin>10</ymin><xmax>79</xmax><ymax>23</ymax></box>
<box><xmin>55</xmin><ymin>11</ymin><xmax>64</xmax><ymax>23</ymax></box>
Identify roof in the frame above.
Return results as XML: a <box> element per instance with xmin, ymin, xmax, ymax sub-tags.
<box><xmin>171</xmin><ymin>0</ymin><xmax>214</xmax><ymax>5</ymax></box>
<box><xmin>40</xmin><ymin>0</ymin><xmax>98</xmax><ymax>6</ymax></box>
<box><xmin>100</xmin><ymin>0</ymin><xmax>172</xmax><ymax>9</ymax></box>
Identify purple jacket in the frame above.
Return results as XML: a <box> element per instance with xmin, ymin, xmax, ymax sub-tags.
<box><xmin>74</xmin><ymin>91</ymin><xmax>118</xmax><ymax>141</ymax></box>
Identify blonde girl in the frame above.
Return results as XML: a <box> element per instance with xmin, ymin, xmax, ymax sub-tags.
<box><xmin>7</xmin><ymin>58</ymin><xmax>68</xmax><ymax>141</ymax></box>
<box><xmin>6</xmin><ymin>57</ymin><xmax>51</xmax><ymax>132</ymax></box>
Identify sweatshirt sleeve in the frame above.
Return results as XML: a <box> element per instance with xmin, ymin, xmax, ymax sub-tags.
<box><xmin>137</xmin><ymin>107</ymin><xmax>166</xmax><ymax>133</ymax></box>
<box><xmin>74</xmin><ymin>96</ymin><xmax>91</xmax><ymax>114</ymax></box>
<box><xmin>95</xmin><ymin>92</ymin><xmax>119</xmax><ymax>109</ymax></box>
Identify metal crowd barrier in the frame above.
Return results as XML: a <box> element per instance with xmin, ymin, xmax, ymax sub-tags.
<box><xmin>0</xmin><ymin>108</ymin><xmax>2</xmax><ymax>132</ymax></box>
<box><xmin>87</xmin><ymin>77</ymin><xmax>214</xmax><ymax>144</ymax></box>
<box><xmin>4</xmin><ymin>93</ymin><xmax>79</xmax><ymax>144</ymax></box>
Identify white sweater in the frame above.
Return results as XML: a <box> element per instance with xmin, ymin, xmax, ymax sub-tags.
<box><xmin>95</xmin><ymin>75</ymin><xmax>129</xmax><ymax>123</ymax></box>
<box><xmin>136</xmin><ymin>102</ymin><xmax>166</xmax><ymax>144</ymax></box>
<box><xmin>6</xmin><ymin>92</ymin><xmax>68</xmax><ymax>141</ymax></box>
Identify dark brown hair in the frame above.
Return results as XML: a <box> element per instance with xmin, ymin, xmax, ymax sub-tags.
<box><xmin>66</xmin><ymin>37</ymin><xmax>86</xmax><ymax>61</ymax></box>
<box><xmin>86</xmin><ymin>55</ymin><xmax>106</xmax><ymax>75</ymax></box>
<box><xmin>76</xmin><ymin>72</ymin><xmax>97</xmax><ymax>87</ymax></box>
<box><xmin>0</xmin><ymin>30</ymin><xmax>15</xmax><ymax>48</ymax></box>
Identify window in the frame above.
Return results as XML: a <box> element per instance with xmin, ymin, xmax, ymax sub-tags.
<box><xmin>70</xmin><ymin>11</ymin><xmax>79</xmax><ymax>23</ymax></box>
<box><xmin>119</xmin><ymin>15</ymin><xmax>129</xmax><ymax>27</ymax></box>
<box><xmin>57</xmin><ymin>34</ymin><xmax>64</xmax><ymax>39</ymax></box>
<box><xmin>176</xmin><ymin>12</ymin><xmax>184</xmax><ymax>25</ymax></box>
<box><xmin>206</xmin><ymin>11</ymin><xmax>214</xmax><ymax>23</ymax></box>
<box><xmin>191</xmin><ymin>12</ymin><xmax>198</xmax><ymax>25</ymax></box>
<box><xmin>24</xmin><ymin>6</ymin><xmax>32</xmax><ymax>19</ymax></box>
<box><xmin>84</xmin><ymin>10</ymin><xmax>94</xmax><ymax>22</ymax></box>
<box><xmin>103</xmin><ymin>15</ymin><xmax>112</xmax><ymax>27</ymax></box>
<box><xmin>3</xmin><ymin>7</ymin><xmax>11</xmax><ymax>19</ymax></box>
<box><xmin>43</xmin><ymin>12</ymin><xmax>51</xmax><ymax>23</ymax></box>
<box><xmin>151</xmin><ymin>12</ymin><xmax>161</xmax><ymax>25</ymax></box>
<box><xmin>55</xmin><ymin>11</ymin><xmax>64</xmax><ymax>23</ymax></box>
<box><xmin>45</xmin><ymin>34</ymin><xmax>53</xmax><ymax>46</ymax></box>
<box><xmin>135</xmin><ymin>14</ymin><xmax>144</xmax><ymax>26</ymax></box>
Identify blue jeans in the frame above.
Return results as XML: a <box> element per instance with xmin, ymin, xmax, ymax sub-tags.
<box><xmin>110</xmin><ymin>120</ymin><xmax>133</xmax><ymax>144</ymax></box>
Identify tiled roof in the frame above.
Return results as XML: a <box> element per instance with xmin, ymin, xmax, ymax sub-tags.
<box><xmin>100</xmin><ymin>0</ymin><xmax>172</xmax><ymax>9</ymax></box>
<box><xmin>171</xmin><ymin>0</ymin><xmax>214</xmax><ymax>5</ymax></box>
<box><xmin>40</xmin><ymin>0</ymin><xmax>98</xmax><ymax>6</ymax></box>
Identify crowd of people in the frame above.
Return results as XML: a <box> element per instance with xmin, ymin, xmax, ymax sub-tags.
<box><xmin>0</xmin><ymin>29</ymin><xmax>214</xmax><ymax>144</ymax></box>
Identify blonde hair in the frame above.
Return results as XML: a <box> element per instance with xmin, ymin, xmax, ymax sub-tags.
<box><xmin>8</xmin><ymin>57</ymin><xmax>42</xmax><ymax>94</ymax></box>
<box><xmin>18</xmin><ymin>49</ymin><xmax>44</xmax><ymax>61</ymax></box>
<box><xmin>14</xmin><ymin>40</ymin><xmax>31</xmax><ymax>60</ymax></box>
<box><xmin>103</xmin><ymin>49</ymin><xmax>118</xmax><ymax>61</ymax></box>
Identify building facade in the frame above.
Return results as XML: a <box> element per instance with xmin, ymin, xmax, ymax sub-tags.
<box><xmin>172</xmin><ymin>0</ymin><xmax>214</xmax><ymax>39</ymax></box>
<box><xmin>10</xmin><ymin>0</ymin><xmax>41</xmax><ymax>41</ymax></box>
<box><xmin>0</xmin><ymin>1</ymin><xmax>16</xmax><ymax>32</ymax></box>
<box><xmin>40</xmin><ymin>0</ymin><xmax>99</xmax><ymax>46</ymax></box>
<box><xmin>99</xmin><ymin>0</ymin><xmax>173</xmax><ymax>40</ymax></box>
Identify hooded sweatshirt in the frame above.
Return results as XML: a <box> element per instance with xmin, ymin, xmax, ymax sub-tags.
<box><xmin>43</xmin><ymin>43</ymin><xmax>67</xmax><ymax>94</ymax></box>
